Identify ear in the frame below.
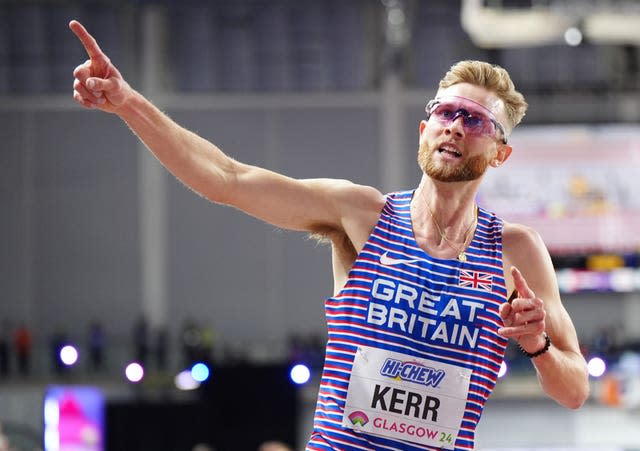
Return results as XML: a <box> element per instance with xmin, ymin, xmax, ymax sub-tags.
<box><xmin>491</xmin><ymin>143</ymin><xmax>512</xmax><ymax>167</ymax></box>
<box><xmin>419</xmin><ymin>120</ymin><xmax>428</xmax><ymax>143</ymax></box>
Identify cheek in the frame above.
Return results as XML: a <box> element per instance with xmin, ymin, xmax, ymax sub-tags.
<box><xmin>417</xmin><ymin>141</ymin><xmax>431</xmax><ymax>171</ymax></box>
<box><xmin>469</xmin><ymin>153</ymin><xmax>491</xmax><ymax>173</ymax></box>
<box><xmin>418</xmin><ymin>129</ymin><xmax>429</xmax><ymax>147</ymax></box>
<box><xmin>420</xmin><ymin>120</ymin><xmax>439</xmax><ymax>141</ymax></box>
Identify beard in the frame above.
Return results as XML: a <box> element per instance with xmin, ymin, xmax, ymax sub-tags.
<box><xmin>417</xmin><ymin>141</ymin><xmax>490</xmax><ymax>182</ymax></box>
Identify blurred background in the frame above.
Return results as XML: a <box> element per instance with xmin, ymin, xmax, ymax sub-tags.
<box><xmin>0</xmin><ymin>0</ymin><xmax>639</xmax><ymax>450</ymax></box>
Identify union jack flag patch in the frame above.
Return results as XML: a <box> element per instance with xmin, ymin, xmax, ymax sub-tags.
<box><xmin>459</xmin><ymin>269</ymin><xmax>493</xmax><ymax>291</ymax></box>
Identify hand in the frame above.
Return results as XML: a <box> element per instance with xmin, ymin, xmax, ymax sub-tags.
<box><xmin>69</xmin><ymin>20</ymin><xmax>130</xmax><ymax>112</ymax></box>
<box><xmin>498</xmin><ymin>266</ymin><xmax>548</xmax><ymax>353</ymax></box>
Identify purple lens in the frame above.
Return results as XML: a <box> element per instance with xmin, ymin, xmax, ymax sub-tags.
<box><xmin>430</xmin><ymin>102</ymin><xmax>495</xmax><ymax>137</ymax></box>
<box><xmin>426</xmin><ymin>96</ymin><xmax>507</xmax><ymax>143</ymax></box>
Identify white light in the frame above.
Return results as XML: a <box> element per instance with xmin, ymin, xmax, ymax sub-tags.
<box><xmin>59</xmin><ymin>345</ymin><xmax>79</xmax><ymax>366</ymax></box>
<box><xmin>175</xmin><ymin>370</ymin><xmax>200</xmax><ymax>391</ymax></box>
<box><xmin>125</xmin><ymin>362</ymin><xmax>144</xmax><ymax>383</ymax></box>
<box><xmin>498</xmin><ymin>361</ymin><xmax>508</xmax><ymax>378</ymax></box>
<box><xmin>44</xmin><ymin>427</ymin><xmax>60</xmax><ymax>451</ymax></box>
<box><xmin>44</xmin><ymin>396</ymin><xmax>61</xmax><ymax>451</ymax></box>
<box><xmin>564</xmin><ymin>27</ymin><xmax>583</xmax><ymax>46</ymax></box>
<box><xmin>290</xmin><ymin>364</ymin><xmax>311</xmax><ymax>385</ymax></box>
<box><xmin>191</xmin><ymin>363</ymin><xmax>210</xmax><ymax>383</ymax></box>
<box><xmin>44</xmin><ymin>398</ymin><xmax>60</xmax><ymax>426</ymax></box>
<box><xmin>588</xmin><ymin>357</ymin><xmax>607</xmax><ymax>378</ymax></box>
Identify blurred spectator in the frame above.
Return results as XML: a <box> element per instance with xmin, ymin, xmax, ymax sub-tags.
<box><xmin>154</xmin><ymin>325</ymin><xmax>169</xmax><ymax>371</ymax></box>
<box><xmin>132</xmin><ymin>314</ymin><xmax>149</xmax><ymax>365</ymax></box>
<box><xmin>181</xmin><ymin>319</ymin><xmax>201</xmax><ymax>366</ymax></box>
<box><xmin>288</xmin><ymin>333</ymin><xmax>305</xmax><ymax>363</ymax></box>
<box><xmin>13</xmin><ymin>323</ymin><xmax>32</xmax><ymax>376</ymax></box>
<box><xmin>199</xmin><ymin>324</ymin><xmax>215</xmax><ymax>363</ymax></box>
<box><xmin>50</xmin><ymin>328</ymin><xmax>69</xmax><ymax>375</ymax></box>
<box><xmin>591</xmin><ymin>324</ymin><xmax>619</xmax><ymax>359</ymax></box>
<box><xmin>87</xmin><ymin>320</ymin><xmax>106</xmax><ymax>372</ymax></box>
<box><xmin>0</xmin><ymin>319</ymin><xmax>11</xmax><ymax>378</ymax></box>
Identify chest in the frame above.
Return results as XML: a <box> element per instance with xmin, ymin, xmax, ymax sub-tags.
<box><xmin>337</xmin><ymin>263</ymin><xmax>503</xmax><ymax>349</ymax></box>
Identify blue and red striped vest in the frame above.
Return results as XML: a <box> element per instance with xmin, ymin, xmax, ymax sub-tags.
<box><xmin>307</xmin><ymin>190</ymin><xmax>509</xmax><ymax>450</ymax></box>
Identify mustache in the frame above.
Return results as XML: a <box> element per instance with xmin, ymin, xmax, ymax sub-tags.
<box><xmin>417</xmin><ymin>141</ymin><xmax>489</xmax><ymax>182</ymax></box>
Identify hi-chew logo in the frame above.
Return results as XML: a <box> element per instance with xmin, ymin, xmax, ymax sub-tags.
<box><xmin>380</xmin><ymin>358</ymin><xmax>445</xmax><ymax>388</ymax></box>
<box><xmin>348</xmin><ymin>410</ymin><xmax>369</xmax><ymax>426</ymax></box>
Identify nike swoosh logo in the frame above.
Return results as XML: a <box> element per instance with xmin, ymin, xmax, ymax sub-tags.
<box><xmin>380</xmin><ymin>252</ymin><xmax>423</xmax><ymax>266</ymax></box>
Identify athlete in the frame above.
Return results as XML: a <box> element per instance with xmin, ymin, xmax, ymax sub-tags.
<box><xmin>70</xmin><ymin>19</ymin><xmax>588</xmax><ymax>450</ymax></box>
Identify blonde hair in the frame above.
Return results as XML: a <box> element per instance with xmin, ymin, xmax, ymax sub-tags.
<box><xmin>439</xmin><ymin>60</ymin><xmax>528</xmax><ymax>131</ymax></box>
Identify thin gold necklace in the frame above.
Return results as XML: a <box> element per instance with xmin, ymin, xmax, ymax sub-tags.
<box><xmin>425</xmin><ymin>203</ymin><xmax>477</xmax><ymax>262</ymax></box>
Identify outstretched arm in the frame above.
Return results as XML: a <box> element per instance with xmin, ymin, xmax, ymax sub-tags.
<box><xmin>69</xmin><ymin>20</ymin><xmax>384</xmax><ymax>240</ymax></box>
<box><xmin>500</xmin><ymin>224</ymin><xmax>589</xmax><ymax>409</ymax></box>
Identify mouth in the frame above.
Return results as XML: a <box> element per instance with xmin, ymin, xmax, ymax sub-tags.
<box><xmin>437</xmin><ymin>144</ymin><xmax>462</xmax><ymax>158</ymax></box>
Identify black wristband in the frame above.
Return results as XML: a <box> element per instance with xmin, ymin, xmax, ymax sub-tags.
<box><xmin>518</xmin><ymin>332</ymin><xmax>551</xmax><ymax>358</ymax></box>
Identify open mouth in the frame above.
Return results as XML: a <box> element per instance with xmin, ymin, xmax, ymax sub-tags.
<box><xmin>438</xmin><ymin>145</ymin><xmax>462</xmax><ymax>158</ymax></box>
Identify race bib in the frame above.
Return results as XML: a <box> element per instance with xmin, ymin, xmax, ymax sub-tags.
<box><xmin>341</xmin><ymin>346</ymin><xmax>471</xmax><ymax>449</ymax></box>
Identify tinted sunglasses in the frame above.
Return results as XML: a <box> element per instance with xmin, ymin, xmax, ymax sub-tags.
<box><xmin>425</xmin><ymin>96</ymin><xmax>508</xmax><ymax>144</ymax></box>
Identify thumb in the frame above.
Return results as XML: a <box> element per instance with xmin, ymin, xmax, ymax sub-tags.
<box><xmin>85</xmin><ymin>77</ymin><xmax>118</xmax><ymax>92</ymax></box>
<box><xmin>86</xmin><ymin>77</ymin><xmax>110</xmax><ymax>91</ymax></box>
<box><xmin>511</xmin><ymin>266</ymin><xmax>535</xmax><ymax>299</ymax></box>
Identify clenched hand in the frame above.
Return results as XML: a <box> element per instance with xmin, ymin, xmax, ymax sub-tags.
<box><xmin>69</xmin><ymin>20</ymin><xmax>130</xmax><ymax>112</ymax></box>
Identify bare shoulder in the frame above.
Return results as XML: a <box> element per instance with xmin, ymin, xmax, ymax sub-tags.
<box><xmin>502</xmin><ymin>221</ymin><xmax>546</xmax><ymax>258</ymax></box>
<box><xmin>304</xmin><ymin>178</ymin><xmax>386</xmax><ymax>216</ymax></box>
<box><xmin>309</xmin><ymin>178</ymin><xmax>386</xmax><ymax>247</ymax></box>
<box><xmin>313</xmin><ymin>177</ymin><xmax>384</xmax><ymax>200</ymax></box>
<box><xmin>502</xmin><ymin>220</ymin><xmax>556</xmax><ymax>294</ymax></box>
<box><xmin>335</xmin><ymin>180</ymin><xmax>386</xmax><ymax>218</ymax></box>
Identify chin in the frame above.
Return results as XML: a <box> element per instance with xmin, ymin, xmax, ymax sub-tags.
<box><xmin>422</xmin><ymin>157</ymin><xmax>489</xmax><ymax>182</ymax></box>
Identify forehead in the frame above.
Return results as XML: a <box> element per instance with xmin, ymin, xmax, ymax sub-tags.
<box><xmin>436</xmin><ymin>83</ymin><xmax>505</xmax><ymax>120</ymax></box>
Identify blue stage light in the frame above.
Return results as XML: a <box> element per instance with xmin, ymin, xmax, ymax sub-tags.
<box><xmin>191</xmin><ymin>362</ymin><xmax>210</xmax><ymax>382</ymax></box>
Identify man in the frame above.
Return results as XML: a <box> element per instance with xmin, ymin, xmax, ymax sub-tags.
<box><xmin>70</xmin><ymin>19</ymin><xmax>588</xmax><ymax>451</ymax></box>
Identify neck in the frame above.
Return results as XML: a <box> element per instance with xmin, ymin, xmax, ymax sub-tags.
<box><xmin>411</xmin><ymin>176</ymin><xmax>479</xmax><ymax>261</ymax></box>
<box><xmin>414</xmin><ymin>176</ymin><xmax>478</xmax><ymax>234</ymax></box>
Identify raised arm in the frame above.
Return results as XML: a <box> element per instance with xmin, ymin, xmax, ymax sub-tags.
<box><xmin>69</xmin><ymin>20</ymin><xmax>384</xmax><ymax>241</ymax></box>
<box><xmin>500</xmin><ymin>223</ymin><xmax>589</xmax><ymax>409</ymax></box>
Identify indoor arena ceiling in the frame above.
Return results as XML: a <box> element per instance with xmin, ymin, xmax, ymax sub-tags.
<box><xmin>461</xmin><ymin>0</ymin><xmax>640</xmax><ymax>48</ymax></box>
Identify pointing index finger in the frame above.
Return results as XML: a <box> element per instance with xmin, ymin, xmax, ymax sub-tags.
<box><xmin>69</xmin><ymin>20</ymin><xmax>104</xmax><ymax>61</ymax></box>
<box><xmin>511</xmin><ymin>266</ymin><xmax>535</xmax><ymax>299</ymax></box>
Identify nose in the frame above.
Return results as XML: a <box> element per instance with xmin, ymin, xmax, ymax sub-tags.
<box><xmin>445</xmin><ymin>115</ymin><xmax>466</xmax><ymax>139</ymax></box>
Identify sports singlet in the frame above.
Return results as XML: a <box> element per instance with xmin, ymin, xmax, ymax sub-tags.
<box><xmin>307</xmin><ymin>190</ymin><xmax>509</xmax><ymax>450</ymax></box>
